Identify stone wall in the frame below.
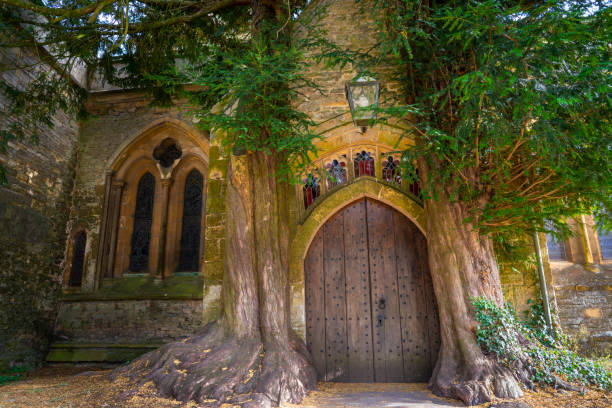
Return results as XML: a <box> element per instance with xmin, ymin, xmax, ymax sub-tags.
<box><xmin>499</xmin><ymin>266</ymin><xmax>540</xmax><ymax>315</ymax></box>
<box><xmin>551</xmin><ymin>262</ymin><xmax>612</xmax><ymax>356</ymax></box>
<box><xmin>55</xmin><ymin>299</ymin><xmax>203</xmax><ymax>344</ymax></box>
<box><xmin>0</xmin><ymin>49</ymin><xmax>79</xmax><ymax>370</ymax></box>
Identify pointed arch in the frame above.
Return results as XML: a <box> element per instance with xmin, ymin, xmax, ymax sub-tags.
<box><xmin>289</xmin><ymin>177</ymin><xmax>425</xmax><ymax>338</ymax></box>
<box><xmin>97</xmin><ymin>119</ymin><xmax>210</xmax><ymax>282</ymax></box>
<box><xmin>107</xmin><ymin>119</ymin><xmax>209</xmax><ymax>174</ymax></box>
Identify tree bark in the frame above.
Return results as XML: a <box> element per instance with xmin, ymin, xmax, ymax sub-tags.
<box><xmin>419</xmin><ymin>159</ymin><xmax>524</xmax><ymax>406</ymax></box>
<box><xmin>111</xmin><ymin>152</ymin><xmax>316</xmax><ymax>407</ymax></box>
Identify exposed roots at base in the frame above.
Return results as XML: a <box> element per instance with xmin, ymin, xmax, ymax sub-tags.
<box><xmin>429</xmin><ymin>354</ymin><xmax>586</xmax><ymax>406</ymax></box>
<box><xmin>110</xmin><ymin>322</ymin><xmax>317</xmax><ymax>407</ymax></box>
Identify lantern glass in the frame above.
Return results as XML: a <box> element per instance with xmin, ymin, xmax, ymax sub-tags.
<box><xmin>345</xmin><ymin>75</ymin><xmax>380</xmax><ymax>127</ymax></box>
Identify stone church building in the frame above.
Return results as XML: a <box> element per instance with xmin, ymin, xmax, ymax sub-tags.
<box><xmin>1</xmin><ymin>0</ymin><xmax>610</xmax><ymax>379</ymax></box>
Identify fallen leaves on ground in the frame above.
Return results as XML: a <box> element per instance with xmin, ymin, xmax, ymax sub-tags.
<box><xmin>0</xmin><ymin>366</ymin><xmax>610</xmax><ymax>408</ymax></box>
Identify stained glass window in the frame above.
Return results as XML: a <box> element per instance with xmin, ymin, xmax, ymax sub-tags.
<box><xmin>354</xmin><ymin>150</ymin><xmax>375</xmax><ymax>178</ymax></box>
<box><xmin>326</xmin><ymin>159</ymin><xmax>347</xmax><ymax>189</ymax></box>
<box><xmin>129</xmin><ymin>172</ymin><xmax>155</xmax><ymax>272</ymax></box>
<box><xmin>382</xmin><ymin>155</ymin><xmax>401</xmax><ymax>186</ymax></box>
<box><xmin>178</xmin><ymin>169</ymin><xmax>204</xmax><ymax>271</ymax></box>
<box><xmin>408</xmin><ymin>170</ymin><xmax>421</xmax><ymax>198</ymax></box>
<box><xmin>303</xmin><ymin>173</ymin><xmax>321</xmax><ymax>209</ymax></box>
<box><xmin>69</xmin><ymin>231</ymin><xmax>86</xmax><ymax>287</ymax></box>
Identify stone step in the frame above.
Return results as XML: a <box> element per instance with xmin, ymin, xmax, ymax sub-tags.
<box><xmin>46</xmin><ymin>342</ymin><xmax>163</xmax><ymax>363</ymax></box>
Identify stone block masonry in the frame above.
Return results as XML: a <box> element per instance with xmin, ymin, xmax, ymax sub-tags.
<box><xmin>0</xmin><ymin>48</ymin><xmax>79</xmax><ymax>370</ymax></box>
<box><xmin>551</xmin><ymin>262</ymin><xmax>612</xmax><ymax>356</ymax></box>
<box><xmin>54</xmin><ymin>299</ymin><xmax>203</xmax><ymax>344</ymax></box>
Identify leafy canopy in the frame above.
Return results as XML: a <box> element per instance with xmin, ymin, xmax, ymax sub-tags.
<box><xmin>1</xmin><ymin>0</ymin><xmax>610</xmax><ymax>238</ymax></box>
<box><xmin>1</xmin><ymin>0</ymin><xmax>345</xmax><ymax>182</ymax></box>
<box><xmin>374</xmin><ymin>0</ymin><xmax>611</xmax><ymax>236</ymax></box>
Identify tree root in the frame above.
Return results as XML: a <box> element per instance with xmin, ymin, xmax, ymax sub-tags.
<box><xmin>255</xmin><ymin>331</ymin><xmax>317</xmax><ymax>404</ymax></box>
<box><xmin>429</xmin><ymin>356</ymin><xmax>524</xmax><ymax>406</ymax></box>
<box><xmin>429</xmin><ymin>351</ymin><xmax>588</xmax><ymax>406</ymax></box>
<box><xmin>110</xmin><ymin>322</ymin><xmax>316</xmax><ymax>407</ymax></box>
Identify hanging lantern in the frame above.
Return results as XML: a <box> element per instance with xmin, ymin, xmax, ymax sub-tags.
<box><xmin>345</xmin><ymin>74</ymin><xmax>380</xmax><ymax>128</ymax></box>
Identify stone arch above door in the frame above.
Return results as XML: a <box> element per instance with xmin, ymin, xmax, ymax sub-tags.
<box><xmin>302</xmin><ymin>197</ymin><xmax>440</xmax><ymax>382</ymax></box>
<box><xmin>289</xmin><ymin>177</ymin><xmax>426</xmax><ymax>338</ymax></box>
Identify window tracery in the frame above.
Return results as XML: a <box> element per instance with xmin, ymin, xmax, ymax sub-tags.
<box><xmin>354</xmin><ymin>150</ymin><xmax>375</xmax><ymax>178</ymax></box>
<box><xmin>325</xmin><ymin>158</ymin><xmax>347</xmax><ymax>189</ymax></box>
<box><xmin>129</xmin><ymin>172</ymin><xmax>155</xmax><ymax>272</ymax></box>
<box><xmin>153</xmin><ymin>138</ymin><xmax>182</xmax><ymax>168</ymax></box>
<box><xmin>382</xmin><ymin>155</ymin><xmax>401</xmax><ymax>186</ymax></box>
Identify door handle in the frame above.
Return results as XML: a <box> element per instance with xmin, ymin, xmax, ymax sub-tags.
<box><xmin>379</xmin><ymin>297</ymin><xmax>386</xmax><ymax>309</ymax></box>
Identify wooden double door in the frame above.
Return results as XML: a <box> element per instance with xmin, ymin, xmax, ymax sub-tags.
<box><xmin>305</xmin><ymin>198</ymin><xmax>440</xmax><ymax>382</ymax></box>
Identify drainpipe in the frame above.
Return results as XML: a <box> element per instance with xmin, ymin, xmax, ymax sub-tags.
<box><xmin>533</xmin><ymin>231</ymin><xmax>554</xmax><ymax>334</ymax></box>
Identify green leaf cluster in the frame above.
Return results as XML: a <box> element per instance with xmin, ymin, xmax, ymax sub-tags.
<box><xmin>0</xmin><ymin>365</ymin><xmax>28</xmax><ymax>385</ymax></box>
<box><xmin>177</xmin><ymin>31</ymin><xmax>324</xmax><ymax>178</ymax></box>
<box><xmin>373</xmin><ymin>0</ymin><xmax>612</xmax><ymax>236</ymax></box>
<box><xmin>473</xmin><ymin>296</ymin><xmax>612</xmax><ymax>390</ymax></box>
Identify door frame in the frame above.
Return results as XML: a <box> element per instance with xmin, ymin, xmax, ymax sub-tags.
<box><xmin>289</xmin><ymin>178</ymin><xmax>426</xmax><ymax>340</ymax></box>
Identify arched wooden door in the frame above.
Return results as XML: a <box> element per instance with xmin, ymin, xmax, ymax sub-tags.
<box><xmin>305</xmin><ymin>198</ymin><xmax>440</xmax><ymax>382</ymax></box>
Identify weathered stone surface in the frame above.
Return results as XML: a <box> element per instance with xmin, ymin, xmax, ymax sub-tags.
<box><xmin>551</xmin><ymin>262</ymin><xmax>612</xmax><ymax>356</ymax></box>
<box><xmin>54</xmin><ymin>299</ymin><xmax>202</xmax><ymax>344</ymax></box>
<box><xmin>0</xmin><ymin>48</ymin><xmax>78</xmax><ymax>370</ymax></box>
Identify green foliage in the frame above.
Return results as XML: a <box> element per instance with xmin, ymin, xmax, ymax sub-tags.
<box><xmin>0</xmin><ymin>0</ymin><xmax>349</xmax><ymax>183</ymax></box>
<box><xmin>0</xmin><ymin>365</ymin><xmax>28</xmax><ymax>385</ymax></box>
<box><xmin>374</xmin><ymin>0</ymin><xmax>612</xmax><ymax>237</ymax></box>
<box><xmin>473</xmin><ymin>296</ymin><xmax>612</xmax><ymax>391</ymax></box>
<box><xmin>473</xmin><ymin>296</ymin><xmax>521</xmax><ymax>364</ymax></box>
<box><xmin>171</xmin><ymin>30</ymin><xmax>324</xmax><ymax>179</ymax></box>
<box><xmin>492</xmin><ymin>230</ymin><xmax>536</xmax><ymax>271</ymax></box>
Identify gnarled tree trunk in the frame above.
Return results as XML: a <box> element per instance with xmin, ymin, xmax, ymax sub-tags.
<box><xmin>419</xmin><ymin>159</ymin><xmax>523</xmax><ymax>405</ymax></box>
<box><xmin>111</xmin><ymin>151</ymin><xmax>316</xmax><ymax>407</ymax></box>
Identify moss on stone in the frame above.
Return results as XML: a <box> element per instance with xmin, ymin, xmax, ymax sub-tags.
<box><xmin>47</xmin><ymin>343</ymin><xmax>163</xmax><ymax>362</ymax></box>
<box><xmin>60</xmin><ymin>275</ymin><xmax>204</xmax><ymax>301</ymax></box>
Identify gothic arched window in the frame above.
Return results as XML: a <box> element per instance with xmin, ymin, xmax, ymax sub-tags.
<box><xmin>303</xmin><ymin>173</ymin><xmax>321</xmax><ymax>209</ymax></box>
<box><xmin>69</xmin><ymin>231</ymin><xmax>86</xmax><ymax>287</ymax></box>
<box><xmin>382</xmin><ymin>155</ymin><xmax>401</xmax><ymax>186</ymax></box>
<box><xmin>354</xmin><ymin>150</ymin><xmax>375</xmax><ymax>178</ymax></box>
<box><xmin>178</xmin><ymin>169</ymin><xmax>204</xmax><ymax>271</ymax></box>
<box><xmin>326</xmin><ymin>159</ymin><xmax>347</xmax><ymax>189</ymax></box>
<box><xmin>129</xmin><ymin>172</ymin><xmax>155</xmax><ymax>272</ymax></box>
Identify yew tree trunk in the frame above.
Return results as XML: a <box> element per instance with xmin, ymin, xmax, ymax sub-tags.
<box><xmin>419</xmin><ymin>160</ymin><xmax>523</xmax><ymax>405</ymax></box>
<box><xmin>112</xmin><ymin>151</ymin><xmax>316</xmax><ymax>407</ymax></box>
